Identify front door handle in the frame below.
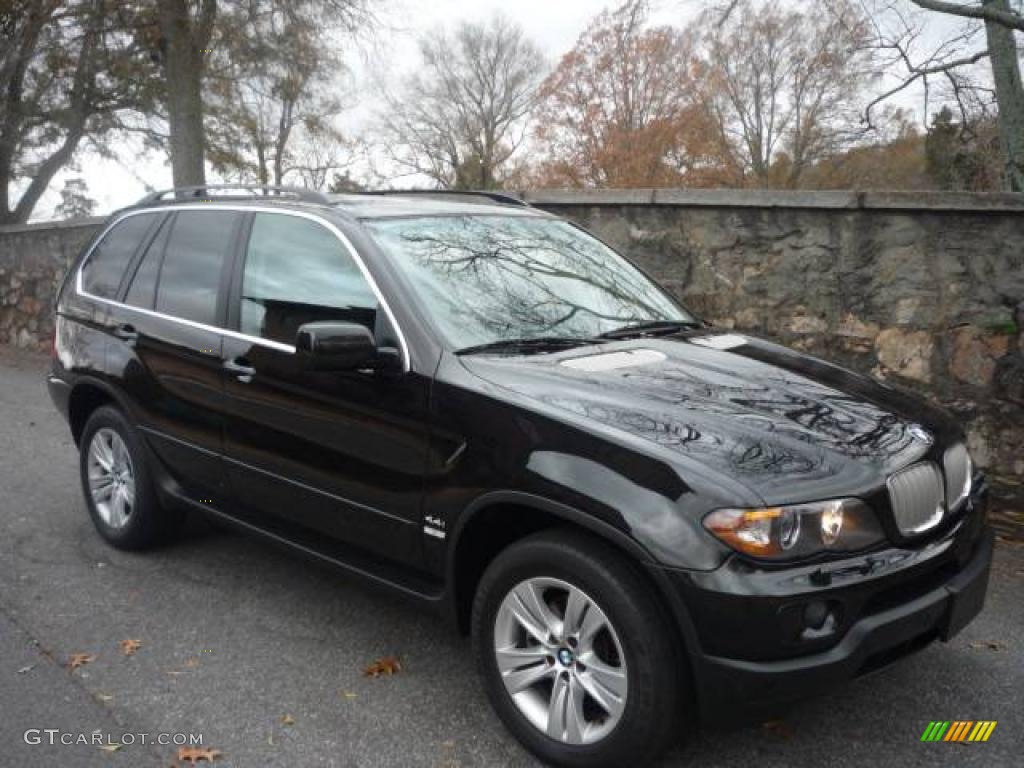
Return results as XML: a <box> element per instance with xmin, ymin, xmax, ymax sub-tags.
<box><xmin>223</xmin><ymin>357</ymin><xmax>256</xmax><ymax>383</ymax></box>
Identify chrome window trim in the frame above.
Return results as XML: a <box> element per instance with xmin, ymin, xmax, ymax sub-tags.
<box><xmin>75</xmin><ymin>204</ymin><xmax>411</xmax><ymax>370</ymax></box>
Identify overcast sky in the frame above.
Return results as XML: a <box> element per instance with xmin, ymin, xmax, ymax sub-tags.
<box><xmin>30</xmin><ymin>0</ymin><xmax>977</xmax><ymax>221</ymax></box>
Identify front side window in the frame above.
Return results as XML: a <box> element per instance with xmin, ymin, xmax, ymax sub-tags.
<box><xmin>155</xmin><ymin>211</ymin><xmax>240</xmax><ymax>326</ymax></box>
<box><xmin>239</xmin><ymin>213</ymin><xmax>377</xmax><ymax>345</ymax></box>
<box><xmin>81</xmin><ymin>214</ymin><xmax>158</xmax><ymax>299</ymax></box>
<box><xmin>365</xmin><ymin>215</ymin><xmax>692</xmax><ymax>350</ymax></box>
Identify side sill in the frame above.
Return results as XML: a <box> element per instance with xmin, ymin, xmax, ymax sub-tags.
<box><xmin>181</xmin><ymin>495</ymin><xmax>446</xmax><ymax>604</ymax></box>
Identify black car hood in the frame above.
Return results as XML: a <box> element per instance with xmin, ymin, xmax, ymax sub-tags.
<box><xmin>459</xmin><ymin>332</ymin><xmax>960</xmax><ymax>505</ymax></box>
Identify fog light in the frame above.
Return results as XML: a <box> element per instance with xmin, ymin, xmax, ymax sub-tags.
<box><xmin>820</xmin><ymin>502</ymin><xmax>843</xmax><ymax>545</ymax></box>
<box><xmin>803</xmin><ymin>600</ymin><xmax>828</xmax><ymax>630</ymax></box>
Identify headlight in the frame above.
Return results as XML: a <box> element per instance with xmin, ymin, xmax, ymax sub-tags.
<box><xmin>703</xmin><ymin>499</ymin><xmax>885</xmax><ymax>560</ymax></box>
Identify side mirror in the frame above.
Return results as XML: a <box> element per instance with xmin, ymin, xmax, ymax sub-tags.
<box><xmin>295</xmin><ymin>321</ymin><xmax>378</xmax><ymax>371</ymax></box>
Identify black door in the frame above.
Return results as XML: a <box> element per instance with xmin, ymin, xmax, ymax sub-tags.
<box><xmin>106</xmin><ymin>209</ymin><xmax>242</xmax><ymax>506</ymax></box>
<box><xmin>220</xmin><ymin>211</ymin><xmax>430</xmax><ymax>567</ymax></box>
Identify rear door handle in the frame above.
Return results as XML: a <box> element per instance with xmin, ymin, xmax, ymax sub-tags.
<box><xmin>223</xmin><ymin>357</ymin><xmax>256</xmax><ymax>383</ymax></box>
<box><xmin>112</xmin><ymin>324</ymin><xmax>138</xmax><ymax>345</ymax></box>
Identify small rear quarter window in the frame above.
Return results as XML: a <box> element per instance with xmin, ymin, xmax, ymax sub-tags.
<box><xmin>81</xmin><ymin>214</ymin><xmax>159</xmax><ymax>299</ymax></box>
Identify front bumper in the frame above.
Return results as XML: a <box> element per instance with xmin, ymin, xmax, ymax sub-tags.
<box><xmin>668</xmin><ymin>490</ymin><xmax>993</xmax><ymax>721</ymax></box>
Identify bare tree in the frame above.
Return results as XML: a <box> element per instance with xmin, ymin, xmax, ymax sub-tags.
<box><xmin>978</xmin><ymin>0</ymin><xmax>1024</xmax><ymax>189</ymax></box>
<box><xmin>287</xmin><ymin>132</ymin><xmax>367</xmax><ymax>190</ymax></box>
<box><xmin>700</xmin><ymin>0</ymin><xmax>877</xmax><ymax>188</ymax></box>
<box><xmin>0</xmin><ymin>1</ymin><xmax>156</xmax><ymax>224</ymax></box>
<box><xmin>379</xmin><ymin>14</ymin><xmax>546</xmax><ymax>189</ymax></box>
<box><xmin>859</xmin><ymin>1</ymin><xmax>993</xmax><ymax>128</ymax></box>
<box><xmin>155</xmin><ymin>0</ymin><xmax>217</xmax><ymax>188</ymax></box>
<box><xmin>912</xmin><ymin>0</ymin><xmax>1024</xmax><ymax>29</ymax></box>
<box><xmin>862</xmin><ymin>1</ymin><xmax>1024</xmax><ymax>190</ymax></box>
<box><xmin>204</xmin><ymin>1</ymin><xmax>374</xmax><ymax>188</ymax></box>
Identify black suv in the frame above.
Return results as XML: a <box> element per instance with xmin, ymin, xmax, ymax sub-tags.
<box><xmin>48</xmin><ymin>186</ymin><xmax>992</xmax><ymax>767</ymax></box>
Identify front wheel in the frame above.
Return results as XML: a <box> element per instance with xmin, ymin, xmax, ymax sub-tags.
<box><xmin>472</xmin><ymin>530</ymin><xmax>684</xmax><ymax>768</ymax></box>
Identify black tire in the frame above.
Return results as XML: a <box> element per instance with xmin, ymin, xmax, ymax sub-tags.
<box><xmin>472</xmin><ymin>529</ymin><xmax>684</xmax><ymax>768</ymax></box>
<box><xmin>78</xmin><ymin>405</ymin><xmax>183</xmax><ymax>550</ymax></box>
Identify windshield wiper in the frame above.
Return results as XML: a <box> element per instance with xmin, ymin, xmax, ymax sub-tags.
<box><xmin>597</xmin><ymin>320</ymin><xmax>704</xmax><ymax>340</ymax></box>
<box><xmin>455</xmin><ymin>336</ymin><xmax>600</xmax><ymax>356</ymax></box>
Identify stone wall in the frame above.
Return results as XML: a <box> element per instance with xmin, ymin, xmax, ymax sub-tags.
<box><xmin>0</xmin><ymin>217</ymin><xmax>103</xmax><ymax>349</ymax></box>
<box><xmin>1</xmin><ymin>190</ymin><xmax>1022</xmax><ymax>497</ymax></box>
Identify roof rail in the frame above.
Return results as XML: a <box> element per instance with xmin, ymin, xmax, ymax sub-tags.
<box><xmin>136</xmin><ymin>184</ymin><xmax>331</xmax><ymax>206</ymax></box>
<box><xmin>361</xmin><ymin>189</ymin><xmax>529</xmax><ymax>208</ymax></box>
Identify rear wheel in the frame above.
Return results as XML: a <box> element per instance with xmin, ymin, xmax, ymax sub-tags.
<box><xmin>79</xmin><ymin>406</ymin><xmax>182</xmax><ymax>549</ymax></box>
<box><xmin>472</xmin><ymin>530</ymin><xmax>683</xmax><ymax>768</ymax></box>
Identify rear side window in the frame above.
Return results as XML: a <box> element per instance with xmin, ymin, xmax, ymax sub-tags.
<box><xmin>239</xmin><ymin>213</ymin><xmax>377</xmax><ymax>345</ymax></box>
<box><xmin>155</xmin><ymin>211</ymin><xmax>241</xmax><ymax>326</ymax></box>
<box><xmin>81</xmin><ymin>214</ymin><xmax>158</xmax><ymax>299</ymax></box>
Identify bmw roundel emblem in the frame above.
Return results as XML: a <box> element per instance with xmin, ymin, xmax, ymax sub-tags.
<box><xmin>908</xmin><ymin>424</ymin><xmax>933</xmax><ymax>444</ymax></box>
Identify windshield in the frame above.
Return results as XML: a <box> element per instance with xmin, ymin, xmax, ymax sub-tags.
<box><xmin>364</xmin><ymin>215</ymin><xmax>695</xmax><ymax>351</ymax></box>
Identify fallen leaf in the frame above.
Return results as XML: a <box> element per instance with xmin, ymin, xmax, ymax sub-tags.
<box><xmin>968</xmin><ymin>640</ymin><xmax>1006</xmax><ymax>651</ymax></box>
<box><xmin>67</xmin><ymin>653</ymin><xmax>96</xmax><ymax>670</ymax></box>
<box><xmin>98</xmin><ymin>743</ymin><xmax>121</xmax><ymax>753</ymax></box>
<box><xmin>184</xmin><ymin>657</ymin><xmax>200</xmax><ymax>669</ymax></box>
<box><xmin>363</xmin><ymin>655</ymin><xmax>402</xmax><ymax>677</ymax></box>
<box><xmin>177</xmin><ymin>746</ymin><xmax>223</xmax><ymax>764</ymax></box>
<box><xmin>762</xmin><ymin>719</ymin><xmax>795</xmax><ymax>740</ymax></box>
<box><xmin>281</xmin><ymin>714</ymin><xmax>295</xmax><ymax>726</ymax></box>
<box><xmin>119</xmin><ymin>639</ymin><xmax>142</xmax><ymax>656</ymax></box>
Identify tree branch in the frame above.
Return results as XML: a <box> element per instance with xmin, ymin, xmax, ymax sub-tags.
<box><xmin>862</xmin><ymin>49</ymin><xmax>990</xmax><ymax>127</ymax></box>
<box><xmin>909</xmin><ymin>0</ymin><xmax>1024</xmax><ymax>31</ymax></box>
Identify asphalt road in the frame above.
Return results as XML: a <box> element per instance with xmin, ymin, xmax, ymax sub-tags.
<box><xmin>0</xmin><ymin>346</ymin><xmax>1021</xmax><ymax>768</ymax></box>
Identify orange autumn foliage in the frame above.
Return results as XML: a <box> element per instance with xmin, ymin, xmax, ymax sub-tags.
<box><xmin>532</xmin><ymin>1</ymin><xmax>734</xmax><ymax>188</ymax></box>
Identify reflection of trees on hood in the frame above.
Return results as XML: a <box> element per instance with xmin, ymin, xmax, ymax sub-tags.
<box><xmin>394</xmin><ymin>218</ymin><xmax>671</xmax><ymax>339</ymax></box>
<box><xmin>532</xmin><ymin>357</ymin><xmax>917</xmax><ymax>477</ymax></box>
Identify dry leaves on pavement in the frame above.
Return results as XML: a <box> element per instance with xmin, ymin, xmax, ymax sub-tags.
<box><xmin>119</xmin><ymin>639</ymin><xmax>142</xmax><ymax>656</ymax></box>
<box><xmin>177</xmin><ymin>746</ymin><xmax>223</xmax><ymax>764</ymax></box>
<box><xmin>363</xmin><ymin>655</ymin><xmax>402</xmax><ymax>677</ymax></box>
<box><xmin>969</xmin><ymin>640</ymin><xmax>1006</xmax><ymax>651</ymax></box>
<box><xmin>67</xmin><ymin>653</ymin><xmax>96</xmax><ymax>670</ymax></box>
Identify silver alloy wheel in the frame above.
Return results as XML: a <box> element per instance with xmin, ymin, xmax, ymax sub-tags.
<box><xmin>86</xmin><ymin>428</ymin><xmax>135</xmax><ymax>529</ymax></box>
<box><xmin>493</xmin><ymin>577</ymin><xmax>628</xmax><ymax>745</ymax></box>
